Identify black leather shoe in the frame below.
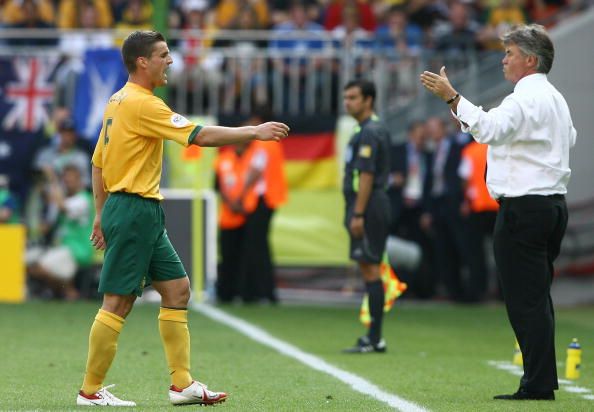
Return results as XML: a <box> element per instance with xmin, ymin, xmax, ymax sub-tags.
<box><xmin>494</xmin><ymin>388</ymin><xmax>555</xmax><ymax>400</ymax></box>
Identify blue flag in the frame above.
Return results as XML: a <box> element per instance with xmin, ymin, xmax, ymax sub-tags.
<box><xmin>0</xmin><ymin>55</ymin><xmax>57</xmax><ymax>207</ymax></box>
<box><xmin>73</xmin><ymin>48</ymin><xmax>127</xmax><ymax>141</ymax></box>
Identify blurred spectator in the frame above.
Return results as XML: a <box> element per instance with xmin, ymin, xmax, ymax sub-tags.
<box><xmin>324</xmin><ymin>0</ymin><xmax>377</xmax><ymax>31</ymax></box>
<box><xmin>525</xmin><ymin>0</ymin><xmax>569</xmax><ymax>27</ymax></box>
<box><xmin>58</xmin><ymin>0</ymin><xmax>113</xmax><ymax>56</ymax></box>
<box><xmin>407</xmin><ymin>0</ymin><xmax>449</xmax><ymax>31</ymax></box>
<box><xmin>332</xmin><ymin>5</ymin><xmax>372</xmax><ymax>50</ymax></box>
<box><xmin>33</xmin><ymin>117</ymin><xmax>91</xmax><ymax>187</ymax></box>
<box><xmin>174</xmin><ymin>0</ymin><xmax>222</xmax><ymax>113</ymax></box>
<box><xmin>270</xmin><ymin>0</ymin><xmax>320</xmax><ymax>26</ymax></box>
<box><xmin>26</xmin><ymin>164</ymin><xmax>94</xmax><ymax>300</ymax></box>
<box><xmin>433</xmin><ymin>1</ymin><xmax>481</xmax><ymax>67</ymax></box>
<box><xmin>6</xmin><ymin>0</ymin><xmax>57</xmax><ymax>46</ymax></box>
<box><xmin>216</xmin><ymin>6</ymin><xmax>269</xmax><ymax>112</ymax></box>
<box><xmin>214</xmin><ymin>139</ymin><xmax>267</xmax><ymax>303</ymax></box>
<box><xmin>0</xmin><ymin>174</ymin><xmax>20</xmax><ymax>223</ymax></box>
<box><xmin>374</xmin><ymin>5</ymin><xmax>423</xmax><ymax>99</ymax></box>
<box><xmin>243</xmin><ymin>112</ymin><xmax>287</xmax><ymax>303</ymax></box>
<box><xmin>269</xmin><ymin>1</ymin><xmax>326</xmax><ymax>112</ymax></box>
<box><xmin>375</xmin><ymin>6</ymin><xmax>423</xmax><ymax>57</ymax></box>
<box><xmin>58</xmin><ymin>0</ymin><xmax>113</xmax><ymax>28</ymax></box>
<box><xmin>458</xmin><ymin>140</ymin><xmax>499</xmax><ymax>301</ymax></box>
<box><xmin>388</xmin><ymin>120</ymin><xmax>434</xmax><ymax>297</ymax></box>
<box><xmin>2</xmin><ymin>0</ymin><xmax>55</xmax><ymax>25</ymax></box>
<box><xmin>216</xmin><ymin>0</ymin><xmax>270</xmax><ymax>29</ymax></box>
<box><xmin>422</xmin><ymin>116</ymin><xmax>468</xmax><ymax>302</ymax></box>
<box><xmin>114</xmin><ymin>0</ymin><xmax>153</xmax><ymax>46</ymax></box>
<box><xmin>478</xmin><ymin>0</ymin><xmax>526</xmax><ymax>50</ymax></box>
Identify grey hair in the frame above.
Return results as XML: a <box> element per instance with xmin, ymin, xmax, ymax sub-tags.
<box><xmin>502</xmin><ymin>24</ymin><xmax>554</xmax><ymax>73</ymax></box>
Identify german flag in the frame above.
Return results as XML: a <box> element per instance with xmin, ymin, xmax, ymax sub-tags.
<box><xmin>280</xmin><ymin>115</ymin><xmax>339</xmax><ymax>190</ymax></box>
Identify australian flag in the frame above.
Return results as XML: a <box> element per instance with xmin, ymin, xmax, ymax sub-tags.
<box><xmin>72</xmin><ymin>48</ymin><xmax>127</xmax><ymax>141</ymax></box>
<box><xmin>0</xmin><ymin>55</ymin><xmax>58</xmax><ymax>207</ymax></box>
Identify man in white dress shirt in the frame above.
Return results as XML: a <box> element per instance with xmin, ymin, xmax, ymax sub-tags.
<box><xmin>420</xmin><ymin>24</ymin><xmax>576</xmax><ymax>400</ymax></box>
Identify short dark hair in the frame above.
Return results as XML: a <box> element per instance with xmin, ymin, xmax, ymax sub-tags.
<box><xmin>121</xmin><ymin>31</ymin><xmax>166</xmax><ymax>74</ymax></box>
<box><xmin>344</xmin><ymin>79</ymin><xmax>376</xmax><ymax>106</ymax></box>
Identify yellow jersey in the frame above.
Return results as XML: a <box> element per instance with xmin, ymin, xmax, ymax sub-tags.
<box><xmin>92</xmin><ymin>82</ymin><xmax>202</xmax><ymax>200</ymax></box>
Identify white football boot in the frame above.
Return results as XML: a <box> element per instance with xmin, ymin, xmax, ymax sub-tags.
<box><xmin>76</xmin><ymin>384</ymin><xmax>136</xmax><ymax>406</ymax></box>
<box><xmin>169</xmin><ymin>380</ymin><xmax>227</xmax><ymax>405</ymax></box>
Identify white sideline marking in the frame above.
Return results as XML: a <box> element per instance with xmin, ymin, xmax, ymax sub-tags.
<box><xmin>487</xmin><ymin>360</ymin><xmax>594</xmax><ymax>401</ymax></box>
<box><xmin>193</xmin><ymin>303</ymin><xmax>428</xmax><ymax>412</ymax></box>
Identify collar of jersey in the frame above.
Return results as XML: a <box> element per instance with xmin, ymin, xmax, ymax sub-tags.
<box><xmin>125</xmin><ymin>82</ymin><xmax>153</xmax><ymax>95</ymax></box>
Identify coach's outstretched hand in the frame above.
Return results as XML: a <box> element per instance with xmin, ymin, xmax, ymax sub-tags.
<box><xmin>420</xmin><ymin>66</ymin><xmax>458</xmax><ymax>103</ymax></box>
<box><xmin>254</xmin><ymin>122</ymin><xmax>290</xmax><ymax>142</ymax></box>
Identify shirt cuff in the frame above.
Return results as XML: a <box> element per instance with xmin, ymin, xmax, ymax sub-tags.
<box><xmin>454</xmin><ymin>96</ymin><xmax>482</xmax><ymax>135</ymax></box>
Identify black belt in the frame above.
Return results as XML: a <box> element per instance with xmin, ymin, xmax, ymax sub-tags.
<box><xmin>496</xmin><ymin>194</ymin><xmax>565</xmax><ymax>204</ymax></box>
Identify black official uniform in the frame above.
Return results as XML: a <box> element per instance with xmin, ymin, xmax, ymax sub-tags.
<box><xmin>343</xmin><ymin>115</ymin><xmax>392</xmax><ymax>264</ymax></box>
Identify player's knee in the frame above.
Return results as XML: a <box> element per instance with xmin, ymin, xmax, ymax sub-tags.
<box><xmin>102</xmin><ymin>293</ymin><xmax>136</xmax><ymax>318</ymax></box>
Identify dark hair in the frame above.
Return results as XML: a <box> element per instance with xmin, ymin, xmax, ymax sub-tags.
<box><xmin>344</xmin><ymin>79</ymin><xmax>376</xmax><ymax>106</ymax></box>
<box><xmin>502</xmin><ymin>24</ymin><xmax>554</xmax><ymax>74</ymax></box>
<box><xmin>121</xmin><ymin>30</ymin><xmax>166</xmax><ymax>73</ymax></box>
<box><xmin>407</xmin><ymin>120</ymin><xmax>424</xmax><ymax>132</ymax></box>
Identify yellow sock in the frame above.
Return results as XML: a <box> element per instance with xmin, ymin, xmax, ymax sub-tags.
<box><xmin>159</xmin><ymin>307</ymin><xmax>192</xmax><ymax>389</ymax></box>
<box><xmin>81</xmin><ymin>309</ymin><xmax>125</xmax><ymax>395</ymax></box>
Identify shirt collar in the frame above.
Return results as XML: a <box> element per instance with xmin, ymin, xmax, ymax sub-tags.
<box><xmin>513</xmin><ymin>73</ymin><xmax>547</xmax><ymax>93</ymax></box>
<box><xmin>125</xmin><ymin>81</ymin><xmax>153</xmax><ymax>95</ymax></box>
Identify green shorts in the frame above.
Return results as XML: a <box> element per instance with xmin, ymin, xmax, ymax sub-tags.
<box><xmin>98</xmin><ymin>192</ymin><xmax>187</xmax><ymax>297</ymax></box>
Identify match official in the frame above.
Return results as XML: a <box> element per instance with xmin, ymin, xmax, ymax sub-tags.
<box><xmin>341</xmin><ymin>79</ymin><xmax>392</xmax><ymax>354</ymax></box>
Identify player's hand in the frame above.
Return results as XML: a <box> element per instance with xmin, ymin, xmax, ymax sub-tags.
<box><xmin>420</xmin><ymin>66</ymin><xmax>457</xmax><ymax>102</ymax></box>
<box><xmin>350</xmin><ymin>216</ymin><xmax>364</xmax><ymax>239</ymax></box>
<box><xmin>90</xmin><ymin>215</ymin><xmax>105</xmax><ymax>250</ymax></box>
<box><xmin>254</xmin><ymin>122</ymin><xmax>290</xmax><ymax>142</ymax></box>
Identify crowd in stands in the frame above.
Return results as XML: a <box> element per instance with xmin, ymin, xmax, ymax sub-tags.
<box><xmin>1</xmin><ymin>0</ymin><xmax>590</xmax><ymax>114</ymax></box>
<box><xmin>1</xmin><ymin>0</ymin><xmax>588</xmax><ymax>47</ymax></box>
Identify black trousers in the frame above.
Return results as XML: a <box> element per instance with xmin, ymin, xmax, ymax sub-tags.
<box><xmin>493</xmin><ymin>194</ymin><xmax>568</xmax><ymax>392</ymax></box>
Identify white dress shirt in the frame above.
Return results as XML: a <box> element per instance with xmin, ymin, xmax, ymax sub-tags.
<box><xmin>454</xmin><ymin>73</ymin><xmax>577</xmax><ymax>199</ymax></box>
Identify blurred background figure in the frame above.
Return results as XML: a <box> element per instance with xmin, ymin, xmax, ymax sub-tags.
<box><xmin>478</xmin><ymin>0</ymin><xmax>526</xmax><ymax>51</ymax></box>
<box><xmin>214</xmin><ymin>115</ymin><xmax>286</xmax><ymax>304</ymax></box>
<box><xmin>458</xmin><ymin>140</ymin><xmax>500</xmax><ymax>301</ymax></box>
<box><xmin>57</xmin><ymin>0</ymin><xmax>113</xmax><ymax>29</ymax></box>
<box><xmin>114</xmin><ymin>0</ymin><xmax>153</xmax><ymax>46</ymax></box>
<box><xmin>422</xmin><ymin>116</ymin><xmax>468</xmax><ymax>302</ymax></box>
<box><xmin>5</xmin><ymin>0</ymin><xmax>57</xmax><ymax>46</ymax></box>
<box><xmin>26</xmin><ymin>164</ymin><xmax>94</xmax><ymax>300</ymax></box>
<box><xmin>0</xmin><ymin>174</ymin><xmax>20</xmax><ymax>224</ymax></box>
<box><xmin>33</xmin><ymin>117</ymin><xmax>91</xmax><ymax>187</ymax></box>
<box><xmin>387</xmin><ymin>120</ymin><xmax>434</xmax><ymax>298</ymax></box>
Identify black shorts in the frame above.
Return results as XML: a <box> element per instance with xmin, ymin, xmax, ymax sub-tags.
<box><xmin>344</xmin><ymin>190</ymin><xmax>391</xmax><ymax>264</ymax></box>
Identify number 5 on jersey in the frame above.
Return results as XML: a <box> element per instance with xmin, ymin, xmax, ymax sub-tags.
<box><xmin>104</xmin><ymin>118</ymin><xmax>113</xmax><ymax>145</ymax></box>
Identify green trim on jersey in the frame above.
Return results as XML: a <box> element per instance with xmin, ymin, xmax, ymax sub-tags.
<box><xmin>188</xmin><ymin>125</ymin><xmax>203</xmax><ymax>145</ymax></box>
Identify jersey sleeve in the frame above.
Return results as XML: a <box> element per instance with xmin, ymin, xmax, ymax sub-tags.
<box><xmin>91</xmin><ymin>126</ymin><xmax>105</xmax><ymax>168</ymax></box>
<box><xmin>137</xmin><ymin>96</ymin><xmax>202</xmax><ymax>147</ymax></box>
<box><xmin>353</xmin><ymin>127</ymin><xmax>380</xmax><ymax>174</ymax></box>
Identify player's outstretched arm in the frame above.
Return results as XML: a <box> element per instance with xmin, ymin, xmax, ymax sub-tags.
<box><xmin>192</xmin><ymin>122</ymin><xmax>290</xmax><ymax>147</ymax></box>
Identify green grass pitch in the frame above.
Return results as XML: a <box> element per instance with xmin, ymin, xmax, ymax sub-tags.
<box><xmin>1</xmin><ymin>301</ymin><xmax>593</xmax><ymax>411</ymax></box>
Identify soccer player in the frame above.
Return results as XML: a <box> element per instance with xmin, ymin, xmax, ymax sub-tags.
<box><xmin>76</xmin><ymin>30</ymin><xmax>289</xmax><ymax>406</ymax></box>
<box><xmin>341</xmin><ymin>79</ymin><xmax>392</xmax><ymax>353</ymax></box>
